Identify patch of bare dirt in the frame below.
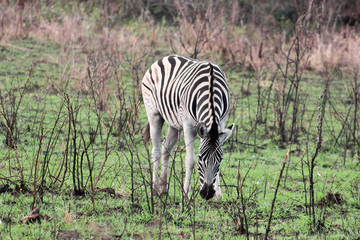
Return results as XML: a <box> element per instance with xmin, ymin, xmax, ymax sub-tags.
<box><xmin>57</xmin><ymin>230</ymin><xmax>80</xmax><ymax>239</ymax></box>
<box><xmin>319</xmin><ymin>192</ymin><xmax>345</xmax><ymax>206</ymax></box>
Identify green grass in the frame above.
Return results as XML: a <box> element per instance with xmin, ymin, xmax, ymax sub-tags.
<box><xmin>1</xmin><ymin>23</ymin><xmax>360</xmax><ymax>240</ymax></box>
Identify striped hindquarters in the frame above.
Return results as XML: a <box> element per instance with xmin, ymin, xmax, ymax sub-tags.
<box><xmin>142</xmin><ymin>55</ymin><xmax>229</xmax><ymax>130</ymax></box>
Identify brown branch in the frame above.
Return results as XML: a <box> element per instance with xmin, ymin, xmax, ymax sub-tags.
<box><xmin>93</xmin><ymin>111</ymin><xmax>117</xmax><ymax>190</ymax></box>
<box><xmin>32</xmin><ymin>124</ymin><xmax>45</xmax><ymax>209</ymax></box>
<box><xmin>0</xmin><ymin>114</ymin><xmax>24</xmax><ymax>182</ymax></box>
<box><xmin>265</xmin><ymin>149</ymin><xmax>289</xmax><ymax>239</ymax></box>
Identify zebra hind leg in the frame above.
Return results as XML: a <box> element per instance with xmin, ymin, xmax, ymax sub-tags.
<box><xmin>160</xmin><ymin>126</ymin><xmax>180</xmax><ymax>196</ymax></box>
<box><xmin>148</xmin><ymin>114</ymin><xmax>164</xmax><ymax>197</ymax></box>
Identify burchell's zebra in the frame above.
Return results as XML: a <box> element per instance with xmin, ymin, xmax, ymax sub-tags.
<box><xmin>142</xmin><ymin>55</ymin><xmax>234</xmax><ymax>200</ymax></box>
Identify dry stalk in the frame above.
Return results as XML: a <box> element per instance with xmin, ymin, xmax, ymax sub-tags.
<box><xmin>308</xmin><ymin>73</ymin><xmax>332</xmax><ymax>227</ymax></box>
<box><xmin>31</xmin><ymin>118</ymin><xmax>45</xmax><ymax>209</ymax></box>
<box><xmin>238</xmin><ymin>167</ymin><xmax>249</xmax><ymax>239</ymax></box>
<box><xmin>92</xmin><ymin>111</ymin><xmax>117</xmax><ymax>192</ymax></box>
<box><xmin>265</xmin><ymin>149</ymin><xmax>289</xmax><ymax>239</ymax></box>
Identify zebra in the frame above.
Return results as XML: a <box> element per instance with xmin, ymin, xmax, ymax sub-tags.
<box><xmin>142</xmin><ymin>55</ymin><xmax>234</xmax><ymax>200</ymax></box>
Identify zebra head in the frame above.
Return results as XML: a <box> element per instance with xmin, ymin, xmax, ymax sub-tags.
<box><xmin>197</xmin><ymin>122</ymin><xmax>234</xmax><ymax>200</ymax></box>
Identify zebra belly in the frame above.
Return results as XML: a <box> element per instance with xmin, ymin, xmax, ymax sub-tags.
<box><xmin>158</xmin><ymin>105</ymin><xmax>183</xmax><ymax>130</ymax></box>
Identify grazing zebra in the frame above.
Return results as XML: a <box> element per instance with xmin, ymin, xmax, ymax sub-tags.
<box><xmin>142</xmin><ymin>55</ymin><xmax>234</xmax><ymax>200</ymax></box>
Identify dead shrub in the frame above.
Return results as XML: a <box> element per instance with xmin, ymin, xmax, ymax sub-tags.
<box><xmin>308</xmin><ymin>29</ymin><xmax>360</xmax><ymax>71</ymax></box>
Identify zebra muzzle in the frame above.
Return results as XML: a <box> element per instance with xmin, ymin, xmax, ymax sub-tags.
<box><xmin>200</xmin><ymin>183</ymin><xmax>215</xmax><ymax>200</ymax></box>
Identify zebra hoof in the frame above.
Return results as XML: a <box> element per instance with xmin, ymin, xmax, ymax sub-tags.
<box><xmin>215</xmin><ymin>188</ymin><xmax>223</xmax><ymax>200</ymax></box>
<box><xmin>215</xmin><ymin>193</ymin><xmax>223</xmax><ymax>200</ymax></box>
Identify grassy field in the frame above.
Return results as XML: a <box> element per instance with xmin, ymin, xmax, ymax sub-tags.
<box><xmin>1</xmin><ymin>1</ymin><xmax>360</xmax><ymax>239</ymax></box>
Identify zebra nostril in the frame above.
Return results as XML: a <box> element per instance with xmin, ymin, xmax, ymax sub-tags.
<box><xmin>200</xmin><ymin>183</ymin><xmax>215</xmax><ymax>200</ymax></box>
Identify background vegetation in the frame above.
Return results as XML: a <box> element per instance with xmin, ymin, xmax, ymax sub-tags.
<box><xmin>0</xmin><ymin>0</ymin><xmax>360</xmax><ymax>239</ymax></box>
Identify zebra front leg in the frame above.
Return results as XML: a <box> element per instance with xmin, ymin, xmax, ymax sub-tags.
<box><xmin>160</xmin><ymin>126</ymin><xmax>180</xmax><ymax>195</ymax></box>
<box><xmin>149</xmin><ymin>114</ymin><xmax>164</xmax><ymax>196</ymax></box>
<box><xmin>183</xmin><ymin>125</ymin><xmax>196</xmax><ymax>198</ymax></box>
<box><xmin>214</xmin><ymin>172</ymin><xmax>223</xmax><ymax>200</ymax></box>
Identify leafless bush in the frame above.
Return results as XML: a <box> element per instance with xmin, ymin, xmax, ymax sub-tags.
<box><xmin>0</xmin><ymin>64</ymin><xmax>35</xmax><ymax>149</ymax></box>
<box><xmin>170</xmin><ymin>1</ymin><xmax>223</xmax><ymax>59</ymax></box>
<box><xmin>86</xmin><ymin>53</ymin><xmax>113</xmax><ymax>112</ymax></box>
<box><xmin>271</xmin><ymin>7</ymin><xmax>314</xmax><ymax>143</ymax></box>
<box><xmin>120</xmin><ymin>49</ymin><xmax>155</xmax><ymax>211</ymax></box>
<box><xmin>39</xmin><ymin>99</ymin><xmax>67</xmax><ymax>196</ymax></box>
<box><xmin>328</xmin><ymin>67</ymin><xmax>360</xmax><ymax>165</ymax></box>
<box><xmin>0</xmin><ymin>1</ymin><xmax>24</xmax><ymax>38</ymax></box>
<box><xmin>0</xmin><ymin>63</ymin><xmax>39</xmax><ymax>188</ymax></box>
<box><xmin>352</xmin><ymin>68</ymin><xmax>360</xmax><ymax>162</ymax></box>
<box><xmin>305</xmin><ymin>72</ymin><xmax>332</xmax><ymax>228</ymax></box>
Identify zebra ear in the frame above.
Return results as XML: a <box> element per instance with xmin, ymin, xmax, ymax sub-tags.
<box><xmin>219</xmin><ymin>123</ymin><xmax>234</xmax><ymax>144</ymax></box>
<box><xmin>197</xmin><ymin>122</ymin><xmax>208</xmax><ymax>138</ymax></box>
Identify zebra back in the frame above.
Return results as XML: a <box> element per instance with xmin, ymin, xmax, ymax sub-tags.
<box><xmin>142</xmin><ymin>55</ymin><xmax>230</xmax><ymax>133</ymax></box>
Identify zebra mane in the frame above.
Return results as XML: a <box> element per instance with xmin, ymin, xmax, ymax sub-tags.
<box><xmin>208</xmin><ymin>63</ymin><xmax>219</xmax><ymax>142</ymax></box>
